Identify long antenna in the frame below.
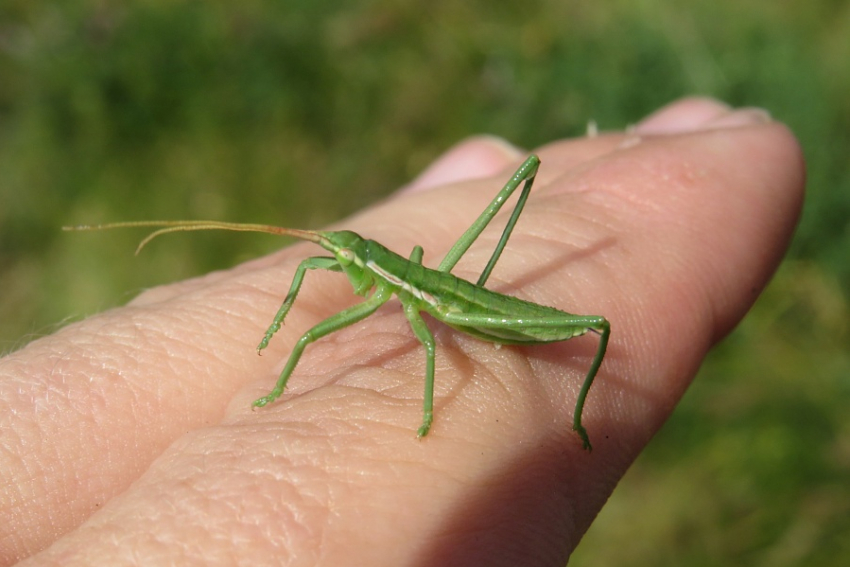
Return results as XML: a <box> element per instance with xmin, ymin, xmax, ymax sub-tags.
<box><xmin>63</xmin><ymin>220</ymin><xmax>327</xmax><ymax>255</ymax></box>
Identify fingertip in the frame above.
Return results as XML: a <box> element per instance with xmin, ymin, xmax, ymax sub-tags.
<box><xmin>633</xmin><ymin>97</ymin><xmax>732</xmax><ymax>134</ymax></box>
<box><xmin>402</xmin><ymin>136</ymin><xmax>524</xmax><ymax>194</ymax></box>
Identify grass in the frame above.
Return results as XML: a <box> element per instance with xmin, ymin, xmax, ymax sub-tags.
<box><xmin>1</xmin><ymin>0</ymin><xmax>848</xmax><ymax>564</ymax></box>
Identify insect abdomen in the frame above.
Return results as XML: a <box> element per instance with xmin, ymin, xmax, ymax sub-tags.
<box><xmin>363</xmin><ymin>240</ymin><xmax>589</xmax><ymax>344</ymax></box>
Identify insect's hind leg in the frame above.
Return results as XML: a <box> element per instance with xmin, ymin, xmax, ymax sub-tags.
<box><xmin>572</xmin><ymin>319</ymin><xmax>610</xmax><ymax>452</ymax></box>
<box><xmin>439</xmin><ymin>311</ymin><xmax>610</xmax><ymax>451</ymax></box>
<box><xmin>474</xmin><ymin>157</ymin><xmax>540</xmax><ymax>286</ymax></box>
<box><xmin>437</xmin><ymin>155</ymin><xmax>540</xmax><ymax>285</ymax></box>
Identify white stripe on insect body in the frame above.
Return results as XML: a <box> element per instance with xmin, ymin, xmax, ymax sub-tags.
<box><xmin>366</xmin><ymin>260</ymin><xmax>439</xmax><ymax>306</ymax></box>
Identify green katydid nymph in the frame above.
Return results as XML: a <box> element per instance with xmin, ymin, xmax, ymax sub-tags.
<box><xmin>65</xmin><ymin>155</ymin><xmax>610</xmax><ymax>450</ymax></box>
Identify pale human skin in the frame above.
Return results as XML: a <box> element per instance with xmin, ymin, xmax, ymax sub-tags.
<box><xmin>0</xmin><ymin>98</ymin><xmax>804</xmax><ymax>566</ymax></box>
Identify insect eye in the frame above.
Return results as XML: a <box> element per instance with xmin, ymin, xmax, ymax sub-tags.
<box><xmin>338</xmin><ymin>248</ymin><xmax>355</xmax><ymax>265</ymax></box>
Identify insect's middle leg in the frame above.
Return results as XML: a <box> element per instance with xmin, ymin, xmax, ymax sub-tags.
<box><xmin>400</xmin><ymin>299</ymin><xmax>436</xmax><ymax>438</ymax></box>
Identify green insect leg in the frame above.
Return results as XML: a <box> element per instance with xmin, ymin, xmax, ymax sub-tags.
<box><xmin>401</xmin><ymin>300</ymin><xmax>436</xmax><ymax>437</ymax></box>
<box><xmin>475</xmin><ymin>157</ymin><xmax>539</xmax><ymax>286</ymax></box>
<box><xmin>253</xmin><ymin>284</ymin><xmax>393</xmax><ymax>408</ymax></box>
<box><xmin>408</xmin><ymin>245</ymin><xmax>424</xmax><ymax>264</ymax></box>
<box><xmin>440</xmin><ymin>311</ymin><xmax>609</xmax><ymax>451</ymax></box>
<box><xmin>256</xmin><ymin>256</ymin><xmax>341</xmax><ymax>354</ymax></box>
<box><xmin>572</xmin><ymin>319</ymin><xmax>610</xmax><ymax>451</ymax></box>
<box><xmin>438</xmin><ymin>154</ymin><xmax>540</xmax><ymax>283</ymax></box>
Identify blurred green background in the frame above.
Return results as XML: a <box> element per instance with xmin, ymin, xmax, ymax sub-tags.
<box><xmin>1</xmin><ymin>0</ymin><xmax>848</xmax><ymax>564</ymax></box>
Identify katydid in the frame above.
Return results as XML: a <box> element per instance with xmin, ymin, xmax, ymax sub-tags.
<box><xmin>65</xmin><ymin>155</ymin><xmax>610</xmax><ymax>450</ymax></box>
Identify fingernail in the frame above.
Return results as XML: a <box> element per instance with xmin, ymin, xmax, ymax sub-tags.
<box><xmin>635</xmin><ymin>99</ymin><xmax>772</xmax><ymax>136</ymax></box>
<box><xmin>476</xmin><ymin>134</ymin><xmax>524</xmax><ymax>160</ymax></box>
<box><xmin>703</xmin><ymin>107</ymin><xmax>773</xmax><ymax>129</ymax></box>
<box><xmin>402</xmin><ymin>136</ymin><xmax>524</xmax><ymax>194</ymax></box>
<box><xmin>634</xmin><ymin>97</ymin><xmax>731</xmax><ymax>135</ymax></box>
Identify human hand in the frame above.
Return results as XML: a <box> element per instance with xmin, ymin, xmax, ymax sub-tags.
<box><xmin>0</xmin><ymin>98</ymin><xmax>803</xmax><ymax>565</ymax></box>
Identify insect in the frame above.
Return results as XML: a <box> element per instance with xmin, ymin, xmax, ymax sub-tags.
<box><xmin>65</xmin><ymin>155</ymin><xmax>610</xmax><ymax>450</ymax></box>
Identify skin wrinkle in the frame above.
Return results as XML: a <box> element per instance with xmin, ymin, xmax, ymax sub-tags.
<box><xmin>232</xmin><ymin>432</ymin><xmax>398</xmax><ymax>560</ymax></box>
<box><xmin>98</xmin><ymin>312</ymin><xmax>205</xmax><ymax>411</ymax></box>
<box><xmin>265</xmin><ymin>321</ymin><xmax>421</xmax><ymax>401</ymax></box>
<box><xmin>444</xmin><ymin>340</ymin><xmax>553</xmax><ymax>444</ymax></box>
<box><xmin>538</xmin><ymin>135</ymin><xmax>727</xmax><ymax>362</ymax></box>
<box><xmin>186</xmin><ymin>283</ymin><xmax>271</xmax><ymax>332</ymax></box>
<box><xmin>155</xmin><ymin>439</ymin><xmax>320</xmax><ymax>560</ymax></box>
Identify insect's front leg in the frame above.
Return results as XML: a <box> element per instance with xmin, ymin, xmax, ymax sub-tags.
<box><xmin>256</xmin><ymin>256</ymin><xmax>341</xmax><ymax>354</ymax></box>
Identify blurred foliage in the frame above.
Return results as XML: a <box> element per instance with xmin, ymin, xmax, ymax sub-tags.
<box><xmin>0</xmin><ymin>0</ymin><xmax>848</xmax><ymax>565</ymax></box>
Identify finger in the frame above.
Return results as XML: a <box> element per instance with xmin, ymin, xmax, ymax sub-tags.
<box><xmin>0</xmin><ymin>138</ymin><xmax>531</xmax><ymax>559</ymax></box>
<box><xmin>16</xmin><ymin>108</ymin><xmax>803</xmax><ymax>565</ymax></box>
<box><xmin>0</xmin><ymin>129</ymin><xmax>625</xmax><ymax>559</ymax></box>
